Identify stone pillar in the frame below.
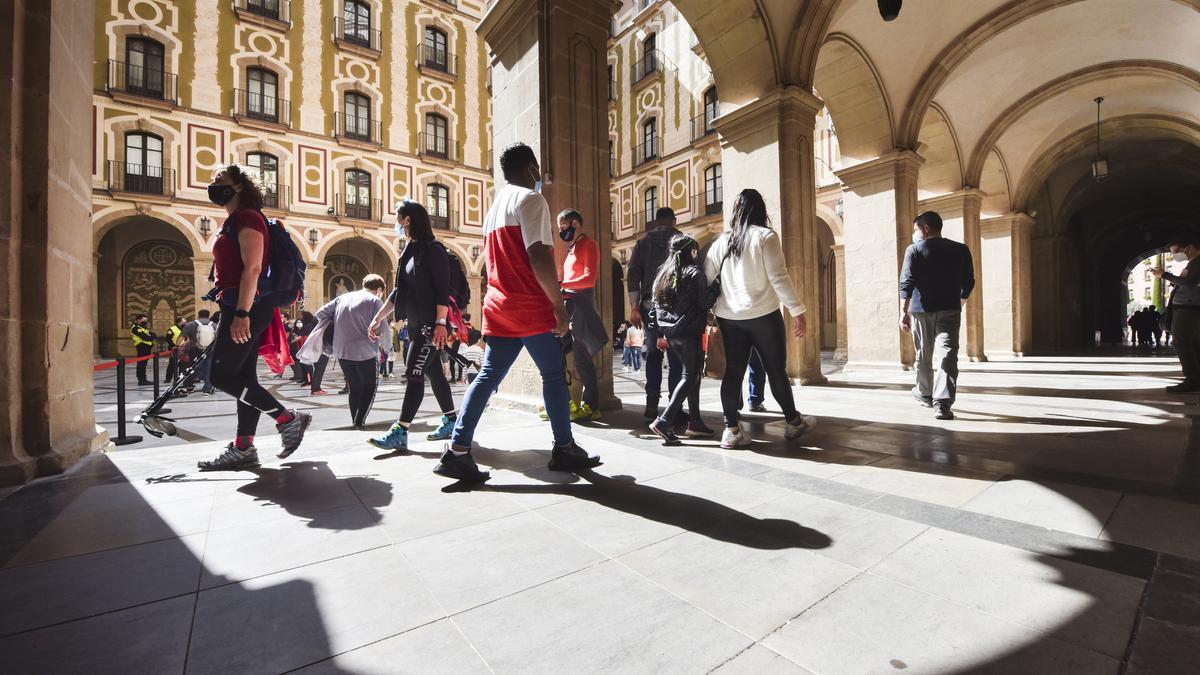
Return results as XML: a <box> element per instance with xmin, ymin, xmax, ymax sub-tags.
<box><xmin>479</xmin><ymin>0</ymin><xmax>621</xmax><ymax>409</ymax></box>
<box><xmin>305</xmin><ymin>263</ymin><xmax>326</xmax><ymax>311</ymax></box>
<box><xmin>915</xmin><ymin>189</ymin><xmax>986</xmax><ymax>362</ymax></box>
<box><xmin>831</xmin><ymin>244</ymin><xmax>848</xmax><ymax>361</ymax></box>
<box><xmin>467</xmin><ymin>273</ymin><xmax>483</xmax><ymax>326</ymax></box>
<box><xmin>713</xmin><ymin>86</ymin><xmax>827</xmax><ymax>384</ymax></box>
<box><xmin>192</xmin><ymin>253</ymin><xmax>217</xmax><ymax>317</ymax></box>
<box><xmin>982</xmin><ymin>213</ymin><xmax>1034</xmax><ymax>356</ymax></box>
<box><xmin>1</xmin><ymin>0</ymin><xmax>108</xmax><ymax>485</ymax></box>
<box><xmin>835</xmin><ymin>151</ymin><xmax>924</xmax><ymax>369</ymax></box>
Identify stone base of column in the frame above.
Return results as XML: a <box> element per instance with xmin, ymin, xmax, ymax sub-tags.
<box><xmin>968</xmin><ymin>355</ymin><xmax>990</xmax><ymax>363</ymax></box>
<box><xmin>0</xmin><ymin>425</ymin><xmax>111</xmax><ymax>487</ymax></box>
<box><xmin>842</xmin><ymin>360</ymin><xmax>915</xmax><ymax>374</ymax></box>
<box><xmin>798</xmin><ymin>373</ymin><xmax>829</xmax><ymax>386</ymax></box>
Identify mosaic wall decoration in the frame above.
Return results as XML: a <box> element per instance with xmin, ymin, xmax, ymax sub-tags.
<box><xmin>188</xmin><ymin>124</ymin><xmax>225</xmax><ymax>189</ymax></box>
<box><xmin>123</xmin><ymin>239</ymin><xmax>195</xmax><ymax>335</ymax></box>
<box><xmin>666</xmin><ymin>161</ymin><xmax>690</xmax><ymax>215</ymax></box>
<box><xmin>461</xmin><ymin>177</ymin><xmax>483</xmax><ymax>228</ymax></box>
<box><xmin>298</xmin><ymin>144</ymin><xmax>327</xmax><ymax>205</ymax></box>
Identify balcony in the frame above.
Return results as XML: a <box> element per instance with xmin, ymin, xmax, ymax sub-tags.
<box><xmin>333</xmin><ymin>17</ymin><xmax>382</xmax><ymax>57</ymax></box>
<box><xmin>690</xmin><ymin>111</ymin><xmax>717</xmax><ymax>142</ymax></box>
<box><xmin>232</xmin><ymin>0</ymin><xmax>290</xmax><ymax>30</ymax></box>
<box><xmin>333</xmin><ymin>113</ymin><xmax>382</xmax><ymax>147</ymax></box>
<box><xmin>417</xmin><ymin>44</ymin><xmax>458</xmax><ymax>78</ymax></box>
<box><xmin>262</xmin><ymin>183</ymin><xmax>290</xmax><ymax>211</ymax></box>
<box><xmin>429</xmin><ymin>209</ymin><xmax>456</xmax><ymax>231</ymax></box>
<box><xmin>336</xmin><ymin>193</ymin><xmax>382</xmax><ymax>222</ymax></box>
<box><xmin>106</xmin><ymin>160</ymin><xmax>175</xmax><ymax>199</ymax></box>
<box><xmin>630</xmin><ymin>50</ymin><xmax>663</xmax><ymax>86</ymax></box>
<box><xmin>418</xmin><ymin>132</ymin><xmax>460</xmax><ymax>163</ymax></box>
<box><xmin>610</xmin><ymin>154</ymin><xmax>617</xmax><ymax>178</ymax></box>
<box><xmin>234</xmin><ymin>89</ymin><xmax>290</xmax><ymax>128</ymax></box>
<box><xmin>106</xmin><ymin>60</ymin><xmax>178</xmax><ymax>107</ymax></box>
<box><xmin>634</xmin><ymin>208</ymin><xmax>658</xmax><ymax>232</ymax></box>
<box><xmin>633</xmin><ymin>139</ymin><xmax>658</xmax><ymax>167</ymax></box>
<box><xmin>609</xmin><ymin>77</ymin><xmax>617</xmax><ymax>102</ymax></box>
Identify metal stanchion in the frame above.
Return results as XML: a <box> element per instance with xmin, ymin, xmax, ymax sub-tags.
<box><xmin>112</xmin><ymin>357</ymin><xmax>143</xmax><ymax>446</ymax></box>
<box><xmin>152</xmin><ymin>352</ymin><xmax>172</xmax><ymax>415</ymax></box>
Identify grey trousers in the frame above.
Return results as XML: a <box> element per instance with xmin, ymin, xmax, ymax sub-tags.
<box><xmin>912</xmin><ymin>310</ymin><xmax>961</xmax><ymax>405</ymax></box>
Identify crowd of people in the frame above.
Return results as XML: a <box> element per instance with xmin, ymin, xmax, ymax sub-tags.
<box><xmin>1127</xmin><ymin>306</ymin><xmax>1168</xmax><ymax>348</ymax></box>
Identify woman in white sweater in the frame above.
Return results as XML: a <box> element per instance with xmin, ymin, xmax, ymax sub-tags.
<box><xmin>703</xmin><ymin>189</ymin><xmax>817</xmax><ymax>448</ymax></box>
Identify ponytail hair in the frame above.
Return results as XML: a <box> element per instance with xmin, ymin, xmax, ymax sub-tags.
<box><xmin>221</xmin><ymin>163</ymin><xmax>265</xmax><ymax>211</ymax></box>
<box><xmin>651</xmin><ymin>234</ymin><xmax>699</xmax><ymax>308</ymax></box>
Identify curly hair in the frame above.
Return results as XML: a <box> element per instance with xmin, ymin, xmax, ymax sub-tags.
<box><xmin>220</xmin><ymin>163</ymin><xmax>265</xmax><ymax>211</ymax></box>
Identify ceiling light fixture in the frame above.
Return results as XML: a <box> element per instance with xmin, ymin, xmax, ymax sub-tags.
<box><xmin>1092</xmin><ymin>96</ymin><xmax>1108</xmax><ymax>182</ymax></box>
<box><xmin>878</xmin><ymin>0</ymin><xmax>902</xmax><ymax>21</ymax></box>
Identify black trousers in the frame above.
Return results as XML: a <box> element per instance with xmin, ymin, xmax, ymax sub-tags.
<box><xmin>306</xmin><ymin>354</ymin><xmax>329</xmax><ymax>392</ymax></box>
<box><xmin>644</xmin><ymin>321</ymin><xmax>682</xmax><ymax>407</ymax></box>
<box><xmin>340</xmin><ymin>358</ymin><xmax>378</xmax><ymax>427</ymax></box>
<box><xmin>209</xmin><ymin>303</ymin><xmax>287</xmax><ymax>436</ymax></box>
<box><xmin>718</xmin><ymin>311</ymin><xmax>799</xmax><ymax>428</ymax></box>
<box><xmin>399</xmin><ymin>329</ymin><xmax>456</xmax><ymax>424</ymax></box>
<box><xmin>662</xmin><ymin>334</ymin><xmax>704</xmax><ymax>425</ymax></box>
<box><xmin>135</xmin><ymin>343</ymin><xmax>152</xmax><ymax>383</ymax></box>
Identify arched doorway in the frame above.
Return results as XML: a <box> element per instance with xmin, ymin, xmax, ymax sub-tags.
<box><xmin>320</xmin><ymin>237</ymin><xmax>394</xmax><ymax>306</ymax></box>
<box><xmin>815</xmin><ymin>216</ymin><xmax>837</xmax><ymax>352</ymax></box>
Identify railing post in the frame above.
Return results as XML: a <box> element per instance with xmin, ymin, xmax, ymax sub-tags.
<box><xmin>112</xmin><ymin>357</ymin><xmax>143</xmax><ymax>446</ymax></box>
<box><xmin>152</xmin><ymin>351</ymin><xmax>161</xmax><ymax>400</ymax></box>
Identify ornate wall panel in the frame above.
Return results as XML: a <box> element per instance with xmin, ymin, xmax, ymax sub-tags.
<box><xmin>187</xmin><ymin>124</ymin><xmax>225</xmax><ymax>189</ymax></box>
<box><xmin>122</xmin><ymin>239</ymin><xmax>195</xmax><ymax>335</ymax></box>
<box><xmin>297</xmin><ymin>144</ymin><xmax>328</xmax><ymax>205</ymax></box>
<box><xmin>666</xmin><ymin>161</ymin><xmax>690</xmax><ymax>215</ymax></box>
<box><xmin>462</xmin><ymin>177</ymin><xmax>483</xmax><ymax>228</ymax></box>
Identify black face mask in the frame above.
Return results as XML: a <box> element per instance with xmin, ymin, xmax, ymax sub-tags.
<box><xmin>207</xmin><ymin>184</ymin><xmax>236</xmax><ymax>206</ymax></box>
<box><xmin>559</xmin><ymin>226</ymin><xmax>576</xmax><ymax>242</ymax></box>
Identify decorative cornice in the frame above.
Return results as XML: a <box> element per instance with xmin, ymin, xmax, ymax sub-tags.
<box><xmin>713</xmin><ymin>86</ymin><xmax>824</xmax><ymax>146</ymax></box>
<box><xmin>917</xmin><ymin>188</ymin><xmax>986</xmax><ymax>214</ymax></box>
<box><xmin>834</xmin><ymin>150</ymin><xmax>925</xmax><ymax>190</ymax></box>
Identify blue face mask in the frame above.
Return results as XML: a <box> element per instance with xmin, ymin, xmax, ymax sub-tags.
<box><xmin>394</xmin><ymin>219</ymin><xmax>406</xmax><ymax>239</ymax></box>
<box><xmin>530</xmin><ymin>167</ymin><xmax>542</xmax><ymax>193</ymax></box>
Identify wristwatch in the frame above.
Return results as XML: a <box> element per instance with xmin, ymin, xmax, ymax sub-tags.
<box><xmin>435</xmin><ymin>318</ymin><xmax>448</xmax><ymax>326</ymax></box>
<box><xmin>234</xmin><ymin>309</ymin><xmax>250</xmax><ymax>318</ymax></box>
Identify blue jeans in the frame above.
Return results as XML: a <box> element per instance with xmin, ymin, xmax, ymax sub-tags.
<box><xmin>451</xmin><ymin>332</ymin><xmax>573</xmax><ymax>450</ymax></box>
<box><xmin>625</xmin><ymin>346</ymin><xmax>642</xmax><ymax>370</ymax></box>
<box><xmin>747</xmin><ymin>348</ymin><xmax>765</xmax><ymax>407</ymax></box>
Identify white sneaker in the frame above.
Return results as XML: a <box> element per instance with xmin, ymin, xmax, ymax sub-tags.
<box><xmin>720</xmin><ymin>425</ymin><xmax>751</xmax><ymax>449</ymax></box>
<box><xmin>785</xmin><ymin>415</ymin><xmax>818</xmax><ymax>439</ymax></box>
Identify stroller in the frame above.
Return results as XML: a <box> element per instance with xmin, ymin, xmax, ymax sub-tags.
<box><xmin>137</xmin><ymin>343</ymin><xmax>214</xmax><ymax>438</ymax></box>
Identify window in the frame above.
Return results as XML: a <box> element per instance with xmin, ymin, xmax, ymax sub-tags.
<box><xmin>703</xmin><ymin>87</ymin><xmax>718</xmax><ymax>130</ymax></box>
<box><xmin>609</xmin><ymin>140</ymin><xmax>615</xmax><ymax>177</ymax></box>
<box><xmin>704</xmin><ymin>164</ymin><xmax>723</xmax><ymax>215</ymax></box>
<box><xmin>125</xmin><ymin>37</ymin><xmax>165</xmax><ymax>98</ymax></box>
<box><xmin>1144</xmin><ymin>269</ymin><xmax>1152</xmax><ymax>281</ymax></box>
<box><xmin>428</xmin><ymin>183</ymin><xmax>450</xmax><ymax>228</ymax></box>
<box><xmin>1144</xmin><ymin>289</ymin><xmax>1152</xmax><ymax>301</ymax></box>
<box><xmin>644</xmin><ymin>186</ymin><xmax>657</xmax><ymax>224</ymax></box>
<box><xmin>343</xmin><ymin>91</ymin><xmax>371</xmax><ymax>140</ymax></box>
<box><xmin>425</xmin><ymin>113</ymin><xmax>449</xmax><ymax>159</ymax></box>
<box><xmin>246</xmin><ymin>67</ymin><xmax>279</xmax><ymax>121</ymax></box>
<box><xmin>247</xmin><ymin>152</ymin><xmax>279</xmax><ymax>207</ymax></box>
<box><xmin>608</xmin><ymin>64</ymin><xmax>615</xmax><ymax>100</ymax></box>
<box><xmin>424</xmin><ymin>27</ymin><xmax>449</xmax><ymax>72</ymax></box>
<box><xmin>123</xmin><ymin>132</ymin><xmax>164</xmax><ymax>194</ymax></box>
<box><xmin>246</xmin><ymin>0</ymin><xmax>281</xmax><ymax>19</ymax></box>
<box><xmin>642</xmin><ymin>33</ymin><xmax>657</xmax><ymax>77</ymax></box>
<box><xmin>343</xmin><ymin>0</ymin><xmax>372</xmax><ymax>46</ymax></box>
<box><xmin>344</xmin><ymin>169</ymin><xmax>372</xmax><ymax>219</ymax></box>
<box><xmin>643</xmin><ymin>118</ymin><xmax>657</xmax><ymax>160</ymax></box>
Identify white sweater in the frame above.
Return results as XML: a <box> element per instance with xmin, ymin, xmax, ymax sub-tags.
<box><xmin>703</xmin><ymin>227</ymin><xmax>806</xmax><ymax>320</ymax></box>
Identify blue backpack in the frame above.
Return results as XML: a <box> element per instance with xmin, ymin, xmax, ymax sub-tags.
<box><xmin>213</xmin><ymin>210</ymin><xmax>306</xmax><ymax>308</ymax></box>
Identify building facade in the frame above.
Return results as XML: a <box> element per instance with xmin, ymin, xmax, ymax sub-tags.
<box><xmin>92</xmin><ymin>0</ymin><xmax>493</xmax><ymax>356</ymax></box>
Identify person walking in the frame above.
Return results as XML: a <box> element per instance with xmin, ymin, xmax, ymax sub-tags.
<box><xmin>129</xmin><ymin>314</ymin><xmax>155</xmax><ymax>386</ymax></box>
<box><xmin>1154</xmin><ymin>235</ymin><xmax>1200</xmax><ymax>392</ymax></box>
<box><xmin>558</xmin><ymin>208</ymin><xmax>608</xmax><ymax>422</ymax></box>
<box><xmin>704</xmin><ymin>189</ymin><xmax>817</xmax><ymax>448</ymax></box>
<box><xmin>176</xmin><ymin>309</ymin><xmax>217</xmax><ymax>393</ymax></box>
<box><xmin>1149</xmin><ymin>305</ymin><xmax>1163</xmax><ymax>347</ymax></box>
<box><xmin>899</xmin><ymin>210</ymin><xmax>976</xmax><ymax>421</ymax></box>
<box><xmin>648</xmin><ymin>234</ymin><xmax>720</xmax><ymax>445</ymax></box>
<box><xmin>432</xmin><ymin>143</ymin><xmax>601</xmax><ymax>482</ymax></box>
<box><xmin>625</xmin><ymin>323</ymin><xmax>644</xmax><ymax>371</ymax></box>
<box><xmin>197</xmin><ymin>163</ymin><xmax>311</xmax><ymax>471</ymax></box>
<box><xmin>378</xmin><ymin>319</ymin><xmax>394</xmax><ymax>378</ymax></box>
<box><xmin>627</xmin><ymin>207</ymin><xmax>685</xmax><ymax>420</ymax></box>
<box><xmin>367</xmin><ymin>200</ymin><xmax>462</xmax><ymax>451</ymax></box>
<box><xmin>315</xmin><ymin>274</ymin><xmax>386</xmax><ymax>429</ymax></box>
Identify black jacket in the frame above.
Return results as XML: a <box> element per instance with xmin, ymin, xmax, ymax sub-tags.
<box><xmin>652</xmin><ymin>266</ymin><xmax>718</xmax><ymax>338</ymax></box>
<box><xmin>627</xmin><ymin>225</ymin><xmax>683</xmax><ymax>311</ymax></box>
<box><xmin>389</xmin><ymin>239</ymin><xmax>450</xmax><ymax>329</ymax></box>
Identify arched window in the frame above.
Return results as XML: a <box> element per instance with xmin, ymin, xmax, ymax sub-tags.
<box><xmin>343</xmin><ymin>91</ymin><xmax>371</xmax><ymax>141</ymax></box>
<box><xmin>428</xmin><ymin>183</ymin><xmax>450</xmax><ymax>229</ymax></box>
<box><xmin>704</xmin><ymin>164</ymin><xmax>723</xmax><ymax>215</ymax></box>
<box><xmin>424</xmin><ymin>113</ymin><xmax>449</xmax><ymax>159</ymax></box>
<box><xmin>343</xmin><ymin>0</ymin><xmax>372</xmax><ymax>47</ymax></box>
<box><xmin>123</xmin><ymin>132</ymin><xmax>164</xmax><ymax>194</ymax></box>
<box><xmin>424</xmin><ymin>27</ymin><xmax>449</xmax><ymax>72</ymax></box>
<box><xmin>344</xmin><ymin>169</ymin><xmax>372</xmax><ymax>220</ymax></box>
<box><xmin>644</xmin><ymin>186</ymin><xmax>658</xmax><ymax>226</ymax></box>
<box><xmin>642</xmin><ymin>33</ymin><xmax>657</xmax><ymax>78</ymax></box>
<box><xmin>642</xmin><ymin>118</ymin><xmax>657</xmax><ymax>162</ymax></box>
<box><xmin>703</xmin><ymin>87</ymin><xmax>719</xmax><ymax>130</ymax></box>
<box><xmin>125</xmin><ymin>37</ymin><xmax>165</xmax><ymax>98</ymax></box>
<box><xmin>246</xmin><ymin>67</ymin><xmax>279</xmax><ymax>122</ymax></box>
<box><xmin>247</xmin><ymin>152</ymin><xmax>280</xmax><ymax>207</ymax></box>
<box><xmin>247</xmin><ymin>0</ymin><xmax>281</xmax><ymax>20</ymax></box>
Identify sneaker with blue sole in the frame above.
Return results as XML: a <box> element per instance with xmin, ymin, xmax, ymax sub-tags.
<box><xmin>367</xmin><ymin>423</ymin><xmax>408</xmax><ymax>451</ymax></box>
<box><xmin>426</xmin><ymin>415</ymin><xmax>457</xmax><ymax>441</ymax></box>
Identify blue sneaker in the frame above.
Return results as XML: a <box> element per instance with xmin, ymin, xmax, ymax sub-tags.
<box><xmin>367</xmin><ymin>423</ymin><xmax>408</xmax><ymax>451</ymax></box>
<box><xmin>426</xmin><ymin>415</ymin><xmax>457</xmax><ymax>441</ymax></box>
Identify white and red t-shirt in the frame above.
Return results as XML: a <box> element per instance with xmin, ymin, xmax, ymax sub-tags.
<box><xmin>481</xmin><ymin>184</ymin><xmax>556</xmax><ymax>337</ymax></box>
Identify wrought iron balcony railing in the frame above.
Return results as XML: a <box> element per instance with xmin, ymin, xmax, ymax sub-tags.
<box><xmin>336</xmin><ymin>193</ymin><xmax>382</xmax><ymax>221</ymax></box>
<box><xmin>106</xmin><ymin>60</ymin><xmax>178</xmax><ymax>103</ymax></box>
<box><xmin>235</xmin><ymin>89</ymin><xmax>290</xmax><ymax>126</ymax></box>
<box><xmin>691</xmin><ymin>111</ymin><xmax>717</xmax><ymax>142</ymax></box>
<box><xmin>417</xmin><ymin>44</ymin><xmax>458</xmax><ymax>77</ymax></box>
<box><xmin>334</xmin><ymin>112</ymin><xmax>382</xmax><ymax>144</ymax></box>
<box><xmin>107</xmin><ymin>160</ymin><xmax>175</xmax><ymax>198</ymax></box>
<box><xmin>633</xmin><ymin>139</ymin><xmax>658</xmax><ymax>167</ymax></box>
<box><xmin>418</xmin><ymin>132</ymin><xmax>460</xmax><ymax>163</ymax></box>
<box><xmin>233</xmin><ymin>0</ymin><xmax>290</xmax><ymax>24</ymax></box>
<box><xmin>333</xmin><ymin>17</ymin><xmax>382</xmax><ymax>52</ymax></box>
<box><xmin>630</xmin><ymin>49</ymin><xmax>663</xmax><ymax>84</ymax></box>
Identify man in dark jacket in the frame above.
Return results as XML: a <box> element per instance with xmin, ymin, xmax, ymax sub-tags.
<box><xmin>899</xmin><ymin>211</ymin><xmax>975</xmax><ymax>421</ymax></box>
<box><xmin>130</xmin><ymin>315</ymin><xmax>155</xmax><ymax>386</ymax></box>
<box><xmin>626</xmin><ymin>207</ymin><xmax>684</xmax><ymax>420</ymax></box>
<box><xmin>1154</xmin><ymin>235</ymin><xmax>1200</xmax><ymax>392</ymax></box>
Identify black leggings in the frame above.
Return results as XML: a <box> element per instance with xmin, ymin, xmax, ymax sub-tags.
<box><xmin>662</xmin><ymin>334</ymin><xmax>704</xmax><ymax>424</ymax></box>
<box><xmin>340</xmin><ymin>358</ymin><xmax>378</xmax><ymax>427</ymax></box>
<box><xmin>305</xmin><ymin>354</ymin><xmax>329</xmax><ymax>392</ymax></box>
<box><xmin>718</xmin><ymin>311</ymin><xmax>798</xmax><ymax>427</ymax></box>
<box><xmin>398</xmin><ymin>328</ymin><xmax>455</xmax><ymax>425</ymax></box>
<box><xmin>210</xmin><ymin>302</ymin><xmax>287</xmax><ymax>436</ymax></box>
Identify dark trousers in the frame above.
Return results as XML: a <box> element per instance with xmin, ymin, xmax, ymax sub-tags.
<box><xmin>718</xmin><ymin>311</ymin><xmax>799</xmax><ymax>428</ymax></box>
<box><xmin>399</xmin><ymin>328</ymin><xmax>456</xmax><ymax>424</ymax></box>
<box><xmin>340</xmin><ymin>358</ymin><xmax>378</xmax><ymax>427</ymax></box>
<box><xmin>644</xmin><ymin>322</ymin><xmax>681</xmax><ymax>407</ymax></box>
<box><xmin>1172</xmin><ymin>309</ymin><xmax>1200</xmax><ymax>383</ymax></box>
<box><xmin>748</xmin><ymin>348</ymin><xmax>766</xmax><ymax>407</ymax></box>
<box><xmin>135</xmin><ymin>343</ymin><xmax>152</xmax><ymax>383</ymax></box>
<box><xmin>210</xmin><ymin>303</ymin><xmax>287</xmax><ymax>436</ymax></box>
<box><xmin>307</xmin><ymin>354</ymin><xmax>329</xmax><ymax>392</ymax></box>
<box><xmin>661</xmin><ymin>334</ymin><xmax>704</xmax><ymax>425</ymax></box>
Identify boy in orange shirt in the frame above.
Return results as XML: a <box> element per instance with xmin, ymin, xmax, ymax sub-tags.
<box><xmin>559</xmin><ymin>208</ymin><xmax>608</xmax><ymax>421</ymax></box>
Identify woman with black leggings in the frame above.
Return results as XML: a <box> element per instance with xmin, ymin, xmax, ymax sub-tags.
<box><xmin>367</xmin><ymin>201</ymin><xmax>458</xmax><ymax>452</ymax></box>
<box><xmin>198</xmin><ymin>164</ymin><xmax>311</xmax><ymax>471</ymax></box>
<box><xmin>703</xmin><ymin>189</ymin><xmax>816</xmax><ymax>449</ymax></box>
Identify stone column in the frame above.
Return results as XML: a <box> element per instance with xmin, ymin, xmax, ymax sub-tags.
<box><xmin>305</xmin><ymin>263</ymin><xmax>326</xmax><ymax>311</ymax></box>
<box><xmin>192</xmin><ymin>253</ymin><xmax>216</xmax><ymax>316</ymax></box>
<box><xmin>467</xmin><ymin>273</ymin><xmax>483</xmax><ymax>326</ymax></box>
<box><xmin>835</xmin><ymin>151</ymin><xmax>924</xmax><ymax>369</ymax></box>
<box><xmin>713</xmin><ymin>86</ymin><xmax>827</xmax><ymax>384</ymax></box>
<box><xmin>982</xmin><ymin>213</ymin><xmax>1034</xmax><ymax>356</ymax></box>
<box><xmin>1</xmin><ymin>0</ymin><xmax>108</xmax><ymax>485</ymax></box>
<box><xmin>831</xmin><ymin>244</ymin><xmax>848</xmax><ymax>361</ymax></box>
<box><xmin>479</xmin><ymin>0</ymin><xmax>621</xmax><ymax>409</ymax></box>
<box><xmin>915</xmin><ymin>189</ymin><xmax>986</xmax><ymax>362</ymax></box>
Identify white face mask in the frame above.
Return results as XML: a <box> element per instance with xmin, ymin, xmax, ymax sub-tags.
<box><xmin>1173</xmin><ymin>251</ymin><xmax>1189</xmax><ymax>263</ymax></box>
<box><xmin>912</xmin><ymin>229</ymin><xmax>924</xmax><ymax>245</ymax></box>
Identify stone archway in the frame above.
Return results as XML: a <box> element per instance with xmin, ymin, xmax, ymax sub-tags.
<box><xmin>318</xmin><ymin>237</ymin><xmax>395</xmax><ymax>307</ymax></box>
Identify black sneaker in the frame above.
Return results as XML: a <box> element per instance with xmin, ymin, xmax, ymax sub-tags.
<box><xmin>338</xmin><ymin>387</ymin><xmax>349</xmax><ymax>395</ymax></box>
<box><xmin>649</xmin><ymin>418</ymin><xmax>681</xmax><ymax>446</ymax></box>
<box><xmin>433</xmin><ymin>446</ymin><xmax>490</xmax><ymax>482</ymax></box>
<box><xmin>934</xmin><ymin>403</ymin><xmax>955</xmax><ymax>420</ymax></box>
<box><xmin>276</xmin><ymin>410</ymin><xmax>313</xmax><ymax>458</ymax></box>
<box><xmin>1166</xmin><ymin>381</ymin><xmax>1200</xmax><ymax>393</ymax></box>
<box><xmin>198</xmin><ymin>443</ymin><xmax>260</xmax><ymax>472</ymax></box>
<box><xmin>748</xmin><ymin>403</ymin><xmax>768</xmax><ymax>413</ymax></box>
<box><xmin>912</xmin><ymin>390</ymin><xmax>934</xmax><ymax>408</ymax></box>
<box><xmin>548</xmin><ymin>442</ymin><xmax>602</xmax><ymax>472</ymax></box>
<box><xmin>643</xmin><ymin>403</ymin><xmax>658</xmax><ymax>420</ymax></box>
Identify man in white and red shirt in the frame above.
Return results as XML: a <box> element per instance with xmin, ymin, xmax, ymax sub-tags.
<box><xmin>433</xmin><ymin>143</ymin><xmax>602</xmax><ymax>482</ymax></box>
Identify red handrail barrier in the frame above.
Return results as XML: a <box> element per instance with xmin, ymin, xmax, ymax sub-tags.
<box><xmin>93</xmin><ymin>350</ymin><xmax>172</xmax><ymax>371</ymax></box>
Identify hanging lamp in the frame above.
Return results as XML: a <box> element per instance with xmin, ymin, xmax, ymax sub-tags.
<box><xmin>1092</xmin><ymin>97</ymin><xmax>1109</xmax><ymax>182</ymax></box>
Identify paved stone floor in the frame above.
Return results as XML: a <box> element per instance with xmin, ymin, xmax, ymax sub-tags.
<box><xmin>2</xmin><ymin>352</ymin><xmax>1199</xmax><ymax>673</ymax></box>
